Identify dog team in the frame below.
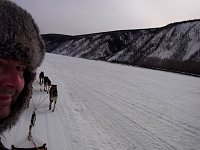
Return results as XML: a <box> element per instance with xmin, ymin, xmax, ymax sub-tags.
<box><xmin>39</xmin><ymin>71</ymin><xmax>58</xmax><ymax>112</ymax></box>
<box><xmin>27</xmin><ymin>71</ymin><xmax>58</xmax><ymax>141</ymax></box>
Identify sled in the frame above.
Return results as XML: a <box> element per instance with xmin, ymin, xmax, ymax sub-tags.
<box><xmin>1</xmin><ymin>139</ymin><xmax>46</xmax><ymax>150</ymax></box>
<box><xmin>11</xmin><ymin>143</ymin><xmax>47</xmax><ymax>150</ymax></box>
<box><xmin>10</xmin><ymin>136</ymin><xmax>47</xmax><ymax>150</ymax></box>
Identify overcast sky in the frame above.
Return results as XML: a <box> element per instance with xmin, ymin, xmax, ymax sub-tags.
<box><xmin>12</xmin><ymin>0</ymin><xmax>200</xmax><ymax>35</ymax></box>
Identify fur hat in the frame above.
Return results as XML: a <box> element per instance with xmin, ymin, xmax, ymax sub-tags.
<box><xmin>0</xmin><ymin>0</ymin><xmax>45</xmax><ymax>71</ymax></box>
<box><xmin>0</xmin><ymin>0</ymin><xmax>45</xmax><ymax>133</ymax></box>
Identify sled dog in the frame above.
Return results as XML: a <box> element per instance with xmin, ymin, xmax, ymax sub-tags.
<box><xmin>39</xmin><ymin>71</ymin><xmax>44</xmax><ymax>85</ymax></box>
<box><xmin>44</xmin><ymin>76</ymin><xmax>51</xmax><ymax>93</ymax></box>
<box><xmin>49</xmin><ymin>85</ymin><xmax>58</xmax><ymax>112</ymax></box>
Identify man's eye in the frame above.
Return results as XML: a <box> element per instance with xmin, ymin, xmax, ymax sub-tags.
<box><xmin>0</xmin><ymin>60</ymin><xmax>6</xmax><ymax>65</ymax></box>
<box><xmin>16</xmin><ymin>66</ymin><xmax>26</xmax><ymax>72</ymax></box>
<box><xmin>0</xmin><ymin>60</ymin><xmax>7</xmax><ymax>71</ymax></box>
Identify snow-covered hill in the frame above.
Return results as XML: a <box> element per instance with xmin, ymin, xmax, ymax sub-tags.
<box><xmin>1</xmin><ymin>53</ymin><xmax>200</xmax><ymax>150</ymax></box>
<box><xmin>43</xmin><ymin>20</ymin><xmax>200</xmax><ymax>64</ymax></box>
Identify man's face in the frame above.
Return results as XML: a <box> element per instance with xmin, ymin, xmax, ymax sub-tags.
<box><xmin>0</xmin><ymin>58</ymin><xmax>26</xmax><ymax>120</ymax></box>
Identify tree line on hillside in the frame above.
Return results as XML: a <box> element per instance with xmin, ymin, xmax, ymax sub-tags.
<box><xmin>111</xmin><ymin>57</ymin><xmax>200</xmax><ymax>76</ymax></box>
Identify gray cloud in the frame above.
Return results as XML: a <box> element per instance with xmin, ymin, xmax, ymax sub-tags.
<box><xmin>12</xmin><ymin>0</ymin><xmax>200</xmax><ymax>35</ymax></box>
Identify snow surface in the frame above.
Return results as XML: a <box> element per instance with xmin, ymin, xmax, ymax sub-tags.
<box><xmin>1</xmin><ymin>53</ymin><xmax>200</xmax><ymax>150</ymax></box>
